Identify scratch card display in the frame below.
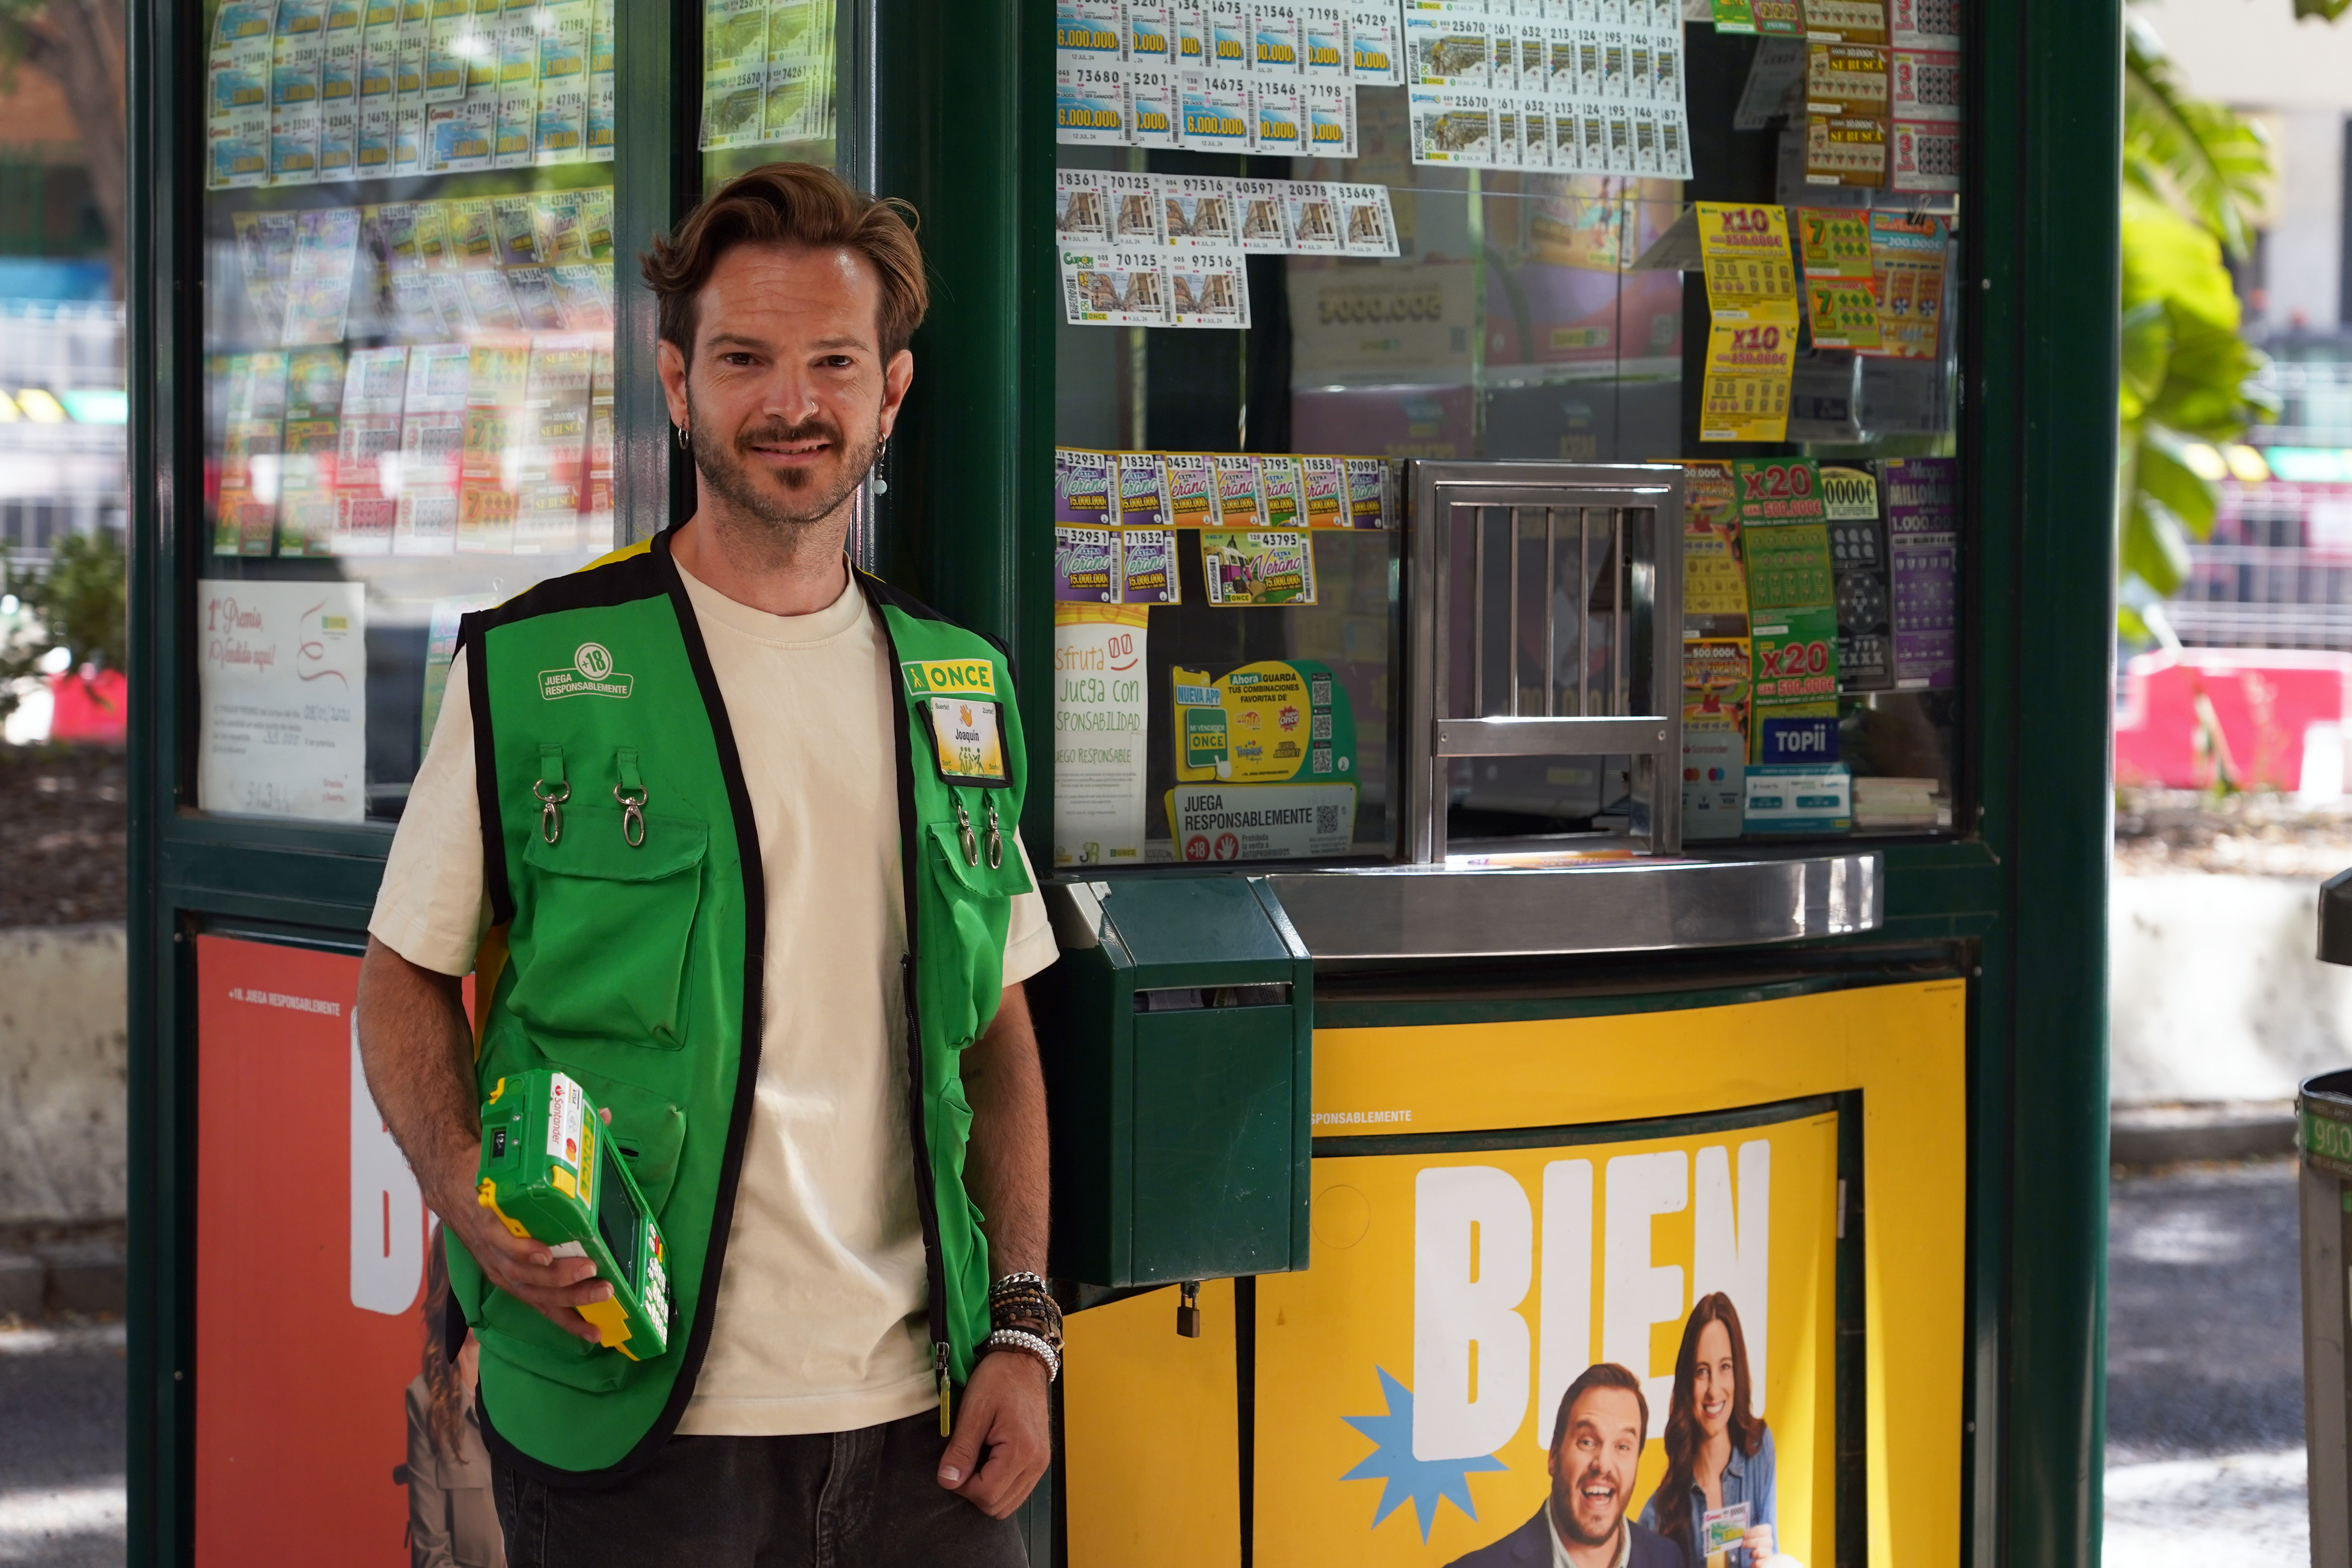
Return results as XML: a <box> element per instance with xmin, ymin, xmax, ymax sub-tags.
<box><xmin>211</xmin><ymin>0</ymin><xmax>618</xmax><ymax>187</ymax></box>
<box><xmin>1201</xmin><ymin>530</ymin><xmax>1317</xmax><ymax>606</ymax></box>
<box><xmin>1055</xmin><ymin>175</ymin><xmax>1395</xmax><ymax>330</ymax></box>
<box><xmin>1055</xmin><ymin>527</ymin><xmax>1123</xmax><ymax>603</ymax></box>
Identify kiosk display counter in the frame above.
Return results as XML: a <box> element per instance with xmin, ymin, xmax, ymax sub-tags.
<box><xmin>1033</xmin><ymin>4</ymin><xmax>1984</xmax><ymax>1566</ymax></box>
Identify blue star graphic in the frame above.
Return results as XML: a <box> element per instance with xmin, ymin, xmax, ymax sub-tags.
<box><xmin>1339</xmin><ymin>1367</ymin><xmax>1509</xmax><ymax>1540</ymax></box>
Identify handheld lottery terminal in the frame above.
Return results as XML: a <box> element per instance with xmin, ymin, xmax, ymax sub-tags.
<box><xmin>475</xmin><ymin>1069</ymin><xmax>672</xmax><ymax>1360</ymax></box>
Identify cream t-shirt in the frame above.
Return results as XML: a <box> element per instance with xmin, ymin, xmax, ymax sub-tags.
<box><xmin>368</xmin><ymin>561</ymin><xmax>1056</xmax><ymax>1437</ymax></box>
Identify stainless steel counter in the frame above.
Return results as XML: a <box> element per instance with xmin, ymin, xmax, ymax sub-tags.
<box><xmin>1259</xmin><ymin>851</ymin><xmax>1883</xmax><ymax>960</ymax></box>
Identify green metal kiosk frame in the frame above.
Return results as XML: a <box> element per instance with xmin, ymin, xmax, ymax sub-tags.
<box><xmin>123</xmin><ymin>0</ymin><xmax>2121</xmax><ymax>1561</ymax></box>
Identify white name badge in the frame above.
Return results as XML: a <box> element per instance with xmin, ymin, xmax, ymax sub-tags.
<box><xmin>927</xmin><ymin>696</ymin><xmax>1008</xmax><ymax>785</ymax></box>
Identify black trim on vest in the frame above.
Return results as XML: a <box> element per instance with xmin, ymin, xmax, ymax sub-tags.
<box><xmin>855</xmin><ymin>568</ymin><xmax>950</xmax><ymax>624</ymax></box>
<box><xmin>479</xmin><ymin>544</ymin><xmax>670</xmax><ymax>628</ymax></box>
<box><xmin>459</xmin><ymin>612</ymin><xmax>513</xmax><ymax>928</ymax></box>
<box><xmin>860</xmin><ymin>572</ymin><xmax>956</xmax><ymax>1396</ymax></box>
<box><xmin>471</xmin><ymin>529</ymin><xmax>772</xmax><ymax>1489</ymax></box>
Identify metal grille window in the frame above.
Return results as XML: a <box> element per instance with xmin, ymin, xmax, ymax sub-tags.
<box><xmin>1406</xmin><ymin>461</ymin><xmax>1682</xmax><ymax>862</ymax></box>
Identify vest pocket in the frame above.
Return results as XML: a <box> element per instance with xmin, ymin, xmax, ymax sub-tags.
<box><xmin>920</xmin><ymin>816</ymin><xmax>1033</xmax><ymax>1048</ymax></box>
<box><xmin>505</xmin><ymin>809</ymin><xmax>708</xmax><ymax>1050</ymax></box>
<box><xmin>477</xmin><ymin>1290</ymin><xmax>638</xmax><ymax>1393</ymax></box>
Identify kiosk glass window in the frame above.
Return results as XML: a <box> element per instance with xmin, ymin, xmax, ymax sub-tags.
<box><xmin>191</xmin><ymin>0</ymin><xmax>855</xmax><ymax>827</ymax></box>
<box><xmin>1051</xmin><ymin>4</ymin><xmax>1965</xmax><ymax>865</ymax></box>
<box><xmin>697</xmin><ymin>0</ymin><xmax>846</xmax><ymax>187</ymax></box>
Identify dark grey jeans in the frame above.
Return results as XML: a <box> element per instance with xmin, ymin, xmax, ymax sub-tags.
<box><xmin>491</xmin><ymin>1413</ymin><xmax>1029</xmax><ymax>1568</ymax></box>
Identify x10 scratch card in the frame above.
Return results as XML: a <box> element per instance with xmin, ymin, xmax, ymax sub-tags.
<box><xmin>1695</xmin><ymin>202</ymin><xmax>1800</xmax><ymax>443</ymax></box>
<box><xmin>476</xmin><ymin>1070</ymin><xmax>672</xmax><ymax>1361</ymax></box>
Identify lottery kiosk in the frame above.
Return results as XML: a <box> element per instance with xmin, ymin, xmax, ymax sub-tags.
<box><xmin>123</xmin><ymin>0</ymin><xmax>2116</xmax><ymax>1564</ymax></box>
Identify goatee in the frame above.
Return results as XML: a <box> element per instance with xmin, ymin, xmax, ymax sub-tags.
<box><xmin>689</xmin><ymin>407</ymin><xmax>877</xmax><ymax>534</ymax></box>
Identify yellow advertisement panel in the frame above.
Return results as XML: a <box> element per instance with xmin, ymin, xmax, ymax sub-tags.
<box><xmin>1256</xmin><ymin>1109</ymin><xmax>1838</xmax><ymax>1566</ymax></box>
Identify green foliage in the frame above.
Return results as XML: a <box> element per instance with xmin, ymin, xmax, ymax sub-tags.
<box><xmin>32</xmin><ymin>528</ymin><xmax>127</xmax><ymax>671</ymax></box>
<box><xmin>2117</xmin><ymin>20</ymin><xmax>2278</xmax><ymax>615</ymax></box>
<box><xmin>2123</xmin><ymin>20</ymin><xmax>2274</xmax><ymax>261</ymax></box>
<box><xmin>0</xmin><ymin>529</ymin><xmax>127</xmax><ymax>721</ymax></box>
<box><xmin>2297</xmin><ymin>0</ymin><xmax>2352</xmax><ymax>19</ymax></box>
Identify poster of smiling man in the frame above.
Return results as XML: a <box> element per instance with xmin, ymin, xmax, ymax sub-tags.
<box><xmin>1252</xmin><ymin>1102</ymin><xmax>1839</xmax><ymax>1567</ymax></box>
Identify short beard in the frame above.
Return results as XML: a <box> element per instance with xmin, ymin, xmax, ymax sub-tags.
<box><xmin>1550</xmin><ymin>1472</ymin><xmax>1622</xmax><ymax>1549</ymax></box>
<box><xmin>687</xmin><ymin>397</ymin><xmax>877</xmax><ymax>543</ymax></box>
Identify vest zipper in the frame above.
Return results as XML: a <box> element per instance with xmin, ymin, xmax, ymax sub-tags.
<box><xmin>882</xmin><ymin>605</ymin><xmax>956</xmax><ymax>1432</ymax></box>
<box><xmin>901</xmin><ymin>952</ymin><xmax>955</xmax><ymax>1434</ymax></box>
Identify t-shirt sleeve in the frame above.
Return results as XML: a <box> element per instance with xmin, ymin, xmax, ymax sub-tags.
<box><xmin>368</xmin><ymin>647</ymin><xmax>492</xmax><ymax>977</ymax></box>
<box><xmin>1001</xmin><ymin>829</ymin><xmax>1058</xmax><ymax>989</ymax></box>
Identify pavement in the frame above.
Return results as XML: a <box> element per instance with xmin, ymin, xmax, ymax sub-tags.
<box><xmin>2106</xmin><ymin>1155</ymin><xmax>2310</xmax><ymax>1564</ymax></box>
<box><xmin>0</xmin><ymin>1320</ymin><xmax>122</xmax><ymax>1567</ymax></box>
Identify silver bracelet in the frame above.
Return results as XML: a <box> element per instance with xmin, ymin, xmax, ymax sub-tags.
<box><xmin>983</xmin><ymin>1327</ymin><xmax>1061</xmax><ymax>1382</ymax></box>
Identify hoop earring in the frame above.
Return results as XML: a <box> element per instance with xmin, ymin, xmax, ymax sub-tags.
<box><xmin>871</xmin><ymin>434</ymin><xmax>890</xmax><ymax>496</ymax></box>
<box><xmin>676</xmin><ymin>424</ymin><xmax>690</xmax><ymax>448</ymax></box>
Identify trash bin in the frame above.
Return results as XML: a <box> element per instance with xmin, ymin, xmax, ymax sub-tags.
<box><xmin>2299</xmin><ymin>1068</ymin><xmax>2352</xmax><ymax>1566</ymax></box>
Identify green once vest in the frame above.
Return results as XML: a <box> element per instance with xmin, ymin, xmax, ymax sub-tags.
<box><xmin>447</xmin><ymin>528</ymin><xmax>1033</xmax><ymax>1480</ymax></box>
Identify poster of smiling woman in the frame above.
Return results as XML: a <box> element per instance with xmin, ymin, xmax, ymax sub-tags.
<box><xmin>1250</xmin><ymin>1105</ymin><xmax>1839</xmax><ymax>1568</ymax></box>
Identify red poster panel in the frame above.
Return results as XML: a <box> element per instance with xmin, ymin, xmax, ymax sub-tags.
<box><xmin>194</xmin><ymin>935</ymin><xmax>428</xmax><ymax>1567</ymax></box>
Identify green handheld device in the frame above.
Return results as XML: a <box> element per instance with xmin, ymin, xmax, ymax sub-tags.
<box><xmin>475</xmin><ymin>1069</ymin><xmax>673</xmax><ymax>1360</ymax></box>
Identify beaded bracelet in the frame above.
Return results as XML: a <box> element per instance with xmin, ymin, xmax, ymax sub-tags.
<box><xmin>984</xmin><ymin>1326</ymin><xmax>1061</xmax><ymax>1382</ymax></box>
<box><xmin>988</xmin><ymin>1272</ymin><xmax>1063</xmax><ymax>1347</ymax></box>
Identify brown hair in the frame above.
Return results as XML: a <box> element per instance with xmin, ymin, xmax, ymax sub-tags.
<box><xmin>419</xmin><ymin>1236</ymin><xmax>465</xmax><ymax>1461</ymax></box>
<box><xmin>1651</xmin><ymin>1293</ymin><xmax>1766</xmax><ymax>1559</ymax></box>
<box><xmin>1550</xmin><ymin>1361</ymin><xmax>1651</xmax><ymax>1450</ymax></box>
<box><xmin>640</xmin><ymin>162</ymin><xmax>929</xmax><ymax>363</ymax></box>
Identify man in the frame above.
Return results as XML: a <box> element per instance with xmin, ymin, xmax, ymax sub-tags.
<box><xmin>1447</xmin><ymin>1365</ymin><xmax>1681</xmax><ymax>1568</ymax></box>
<box><xmin>358</xmin><ymin>163</ymin><xmax>1056</xmax><ymax>1567</ymax></box>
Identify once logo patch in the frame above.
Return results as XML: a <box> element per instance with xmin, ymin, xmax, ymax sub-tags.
<box><xmin>540</xmin><ymin>641</ymin><xmax>635</xmax><ymax>700</ymax></box>
<box><xmin>901</xmin><ymin>658</ymin><xmax>998</xmax><ymax>699</ymax></box>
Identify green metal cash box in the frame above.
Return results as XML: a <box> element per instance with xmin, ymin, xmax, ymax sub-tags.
<box><xmin>1034</xmin><ymin>876</ymin><xmax>1313</xmax><ymax>1288</ymax></box>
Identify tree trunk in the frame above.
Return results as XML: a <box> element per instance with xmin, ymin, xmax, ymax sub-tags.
<box><xmin>21</xmin><ymin>0</ymin><xmax>124</xmax><ymax>287</ymax></box>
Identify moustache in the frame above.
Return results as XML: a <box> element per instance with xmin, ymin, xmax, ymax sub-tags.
<box><xmin>734</xmin><ymin>417</ymin><xmax>844</xmax><ymax>454</ymax></box>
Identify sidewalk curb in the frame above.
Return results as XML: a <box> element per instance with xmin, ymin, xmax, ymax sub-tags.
<box><xmin>0</xmin><ymin>1242</ymin><xmax>124</xmax><ymax>1320</ymax></box>
<box><xmin>2110</xmin><ymin>1111</ymin><xmax>2298</xmax><ymax>1168</ymax></box>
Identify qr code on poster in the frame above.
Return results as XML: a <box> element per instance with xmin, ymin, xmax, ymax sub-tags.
<box><xmin>1318</xmin><ymin>804</ymin><xmax>1341</xmax><ymax>835</ymax></box>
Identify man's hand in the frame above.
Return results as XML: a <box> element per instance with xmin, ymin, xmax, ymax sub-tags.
<box><xmin>358</xmin><ymin>936</ymin><xmax>611</xmax><ymax>1345</ymax></box>
<box><xmin>437</xmin><ymin>1134</ymin><xmax>613</xmax><ymax>1345</ymax></box>
<box><xmin>936</xmin><ymin>1348</ymin><xmax>1051</xmax><ymax>1518</ymax></box>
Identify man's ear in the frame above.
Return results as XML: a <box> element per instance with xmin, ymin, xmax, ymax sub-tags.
<box><xmin>657</xmin><ymin>338</ymin><xmax>691</xmax><ymax>430</ymax></box>
<box><xmin>878</xmin><ymin>347</ymin><xmax>915</xmax><ymax>437</ymax></box>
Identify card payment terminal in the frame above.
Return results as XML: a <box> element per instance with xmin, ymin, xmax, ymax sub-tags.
<box><xmin>475</xmin><ymin>1069</ymin><xmax>673</xmax><ymax>1359</ymax></box>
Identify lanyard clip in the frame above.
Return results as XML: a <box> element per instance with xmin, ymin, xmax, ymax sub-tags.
<box><xmin>614</xmin><ymin>747</ymin><xmax>648</xmax><ymax>848</ymax></box>
<box><xmin>533</xmin><ymin>743</ymin><xmax>568</xmax><ymax>844</ymax></box>
<box><xmin>984</xmin><ymin>797</ymin><xmax>1005</xmax><ymax>871</ymax></box>
<box><xmin>955</xmin><ymin>800</ymin><xmax>979</xmax><ymax>867</ymax></box>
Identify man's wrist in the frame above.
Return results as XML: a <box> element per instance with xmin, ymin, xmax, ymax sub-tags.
<box><xmin>982</xmin><ymin>1327</ymin><xmax>1060</xmax><ymax>1382</ymax></box>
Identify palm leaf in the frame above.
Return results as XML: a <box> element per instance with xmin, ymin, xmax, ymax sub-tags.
<box><xmin>2124</xmin><ymin>16</ymin><xmax>2272</xmax><ymax>258</ymax></box>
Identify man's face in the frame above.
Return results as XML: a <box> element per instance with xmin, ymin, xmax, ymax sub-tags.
<box><xmin>1549</xmin><ymin>1387</ymin><xmax>1644</xmax><ymax>1548</ymax></box>
<box><xmin>657</xmin><ymin>241</ymin><xmax>914</xmax><ymax>535</ymax></box>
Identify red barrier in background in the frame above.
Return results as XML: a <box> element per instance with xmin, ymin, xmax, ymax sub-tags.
<box><xmin>2114</xmin><ymin>647</ymin><xmax>2352</xmax><ymax>793</ymax></box>
<box><xmin>46</xmin><ymin>668</ymin><xmax>125</xmax><ymax>745</ymax></box>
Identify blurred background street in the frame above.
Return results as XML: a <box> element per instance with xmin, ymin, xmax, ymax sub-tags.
<box><xmin>2106</xmin><ymin>1157</ymin><xmax>2309</xmax><ymax>1565</ymax></box>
